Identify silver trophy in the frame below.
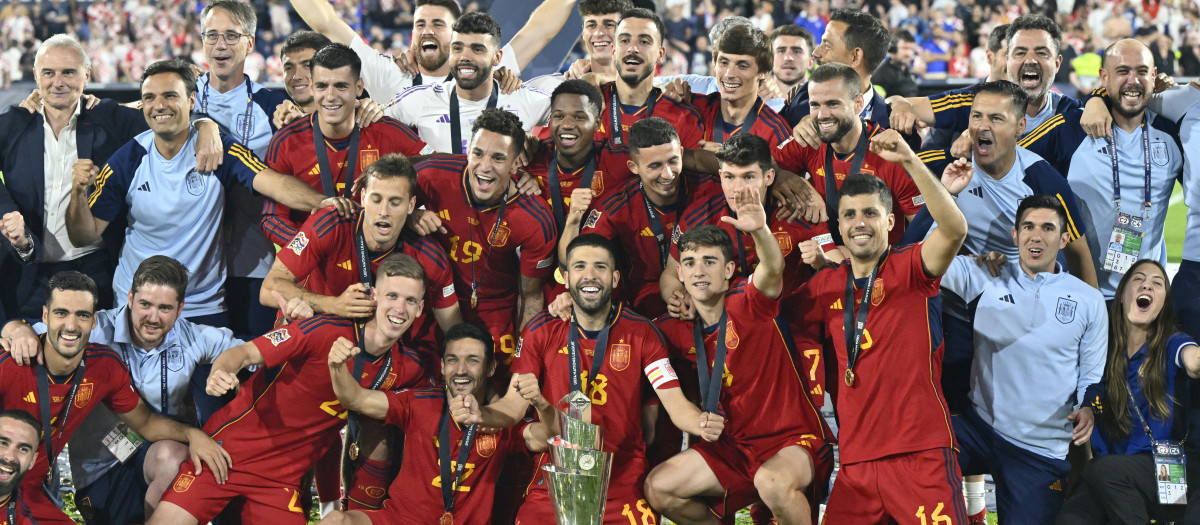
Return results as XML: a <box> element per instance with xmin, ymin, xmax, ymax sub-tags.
<box><xmin>543</xmin><ymin>392</ymin><xmax>613</xmax><ymax>525</ymax></box>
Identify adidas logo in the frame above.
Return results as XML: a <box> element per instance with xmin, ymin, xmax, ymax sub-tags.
<box><xmin>437</xmin><ymin>210</ymin><xmax>451</xmax><ymax>221</ymax></box>
<box><xmin>23</xmin><ymin>392</ymin><xmax>35</xmax><ymax>403</ymax></box>
<box><xmin>1000</xmin><ymin>294</ymin><xmax>1015</xmax><ymax>304</ymax></box>
<box><xmin>968</xmin><ymin>187</ymin><xmax>983</xmax><ymax>199</ymax></box>
<box><xmin>338</xmin><ymin>260</ymin><xmax>352</xmax><ymax>271</ymax></box>
<box><xmin>137</xmin><ymin>181</ymin><xmax>151</xmax><ymax>192</ymax></box>
<box><xmin>436</xmin><ymin>115</ymin><xmax>452</xmax><ymax>124</ymax></box>
<box><xmin>1098</xmin><ymin>146</ymin><xmax>1109</xmax><ymax>155</ymax></box>
<box><xmin>829</xmin><ymin>298</ymin><xmax>843</xmax><ymax>310</ymax></box>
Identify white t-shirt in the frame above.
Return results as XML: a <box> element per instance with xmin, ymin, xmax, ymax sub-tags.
<box><xmin>385</xmin><ymin>80</ymin><xmax>551</xmax><ymax>154</ymax></box>
<box><xmin>351</xmin><ymin>38</ymin><xmax>521</xmax><ymax>105</ymax></box>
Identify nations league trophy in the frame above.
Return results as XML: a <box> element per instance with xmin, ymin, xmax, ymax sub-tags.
<box><xmin>543</xmin><ymin>391</ymin><xmax>614</xmax><ymax>525</ymax></box>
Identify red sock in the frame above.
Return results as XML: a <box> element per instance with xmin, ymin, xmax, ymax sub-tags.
<box><xmin>346</xmin><ymin>458</ymin><xmax>392</xmax><ymax>510</ymax></box>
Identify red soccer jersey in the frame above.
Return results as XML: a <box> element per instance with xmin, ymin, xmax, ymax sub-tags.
<box><xmin>275</xmin><ymin>206</ymin><xmax>457</xmax><ymax>354</ymax></box>
<box><xmin>792</xmin><ymin>243</ymin><xmax>955</xmax><ymax>464</ymax></box>
<box><xmin>525</xmin><ymin>139</ymin><xmax>634</xmax><ymax>229</ymax></box>
<box><xmin>376</xmin><ymin>387</ymin><xmax>524</xmax><ymax>523</ymax></box>
<box><xmin>657</xmin><ymin>277</ymin><xmax>829</xmax><ymax>446</ymax></box>
<box><xmin>691</xmin><ymin>93</ymin><xmax>792</xmax><ymax>148</ymax></box>
<box><xmin>262</xmin><ymin>114</ymin><xmax>430</xmax><ymax>246</ymax></box>
<box><xmin>511</xmin><ymin>306</ymin><xmax>680</xmax><ymax>494</ymax></box>
<box><xmin>772</xmin><ymin>121</ymin><xmax>924</xmax><ymax>245</ymax></box>
<box><xmin>203</xmin><ymin>315</ymin><xmax>426</xmax><ymax>485</ymax></box>
<box><xmin>596</xmin><ymin>82</ymin><xmax>705</xmax><ymax>149</ymax></box>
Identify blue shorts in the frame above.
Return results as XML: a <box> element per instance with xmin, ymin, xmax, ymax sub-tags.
<box><xmin>75</xmin><ymin>444</ymin><xmax>151</xmax><ymax>525</ymax></box>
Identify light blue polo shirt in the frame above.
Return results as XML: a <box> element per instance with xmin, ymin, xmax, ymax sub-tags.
<box><xmin>942</xmin><ymin>257</ymin><xmax>1108</xmax><ymax>460</ymax></box>
<box><xmin>89</xmin><ymin>127</ymin><xmax>264</xmax><ymax>316</ymax></box>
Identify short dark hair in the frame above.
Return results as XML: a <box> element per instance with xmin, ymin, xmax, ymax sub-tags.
<box><xmin>769</xmin><ymin>24</ymin><xmax>814</xmax><ymax>52</ymax></box>
<box><xmin>715</xmin><ymin>133</ymin><xmax>774</xmax><ymax>173</ymax></box>
<box><xmin>201</xmin><ymin>0</ymin><xmax>256</xmax><ymax>35</ymax></box>
<box><xmin>444</xmin><ymin>323</ymin><xmax>495</xmax><ymax>363</ymax></box>
<box><xmin>829</xmin><ymin>9</ymin><xmax>890</xmax><ymax>73</ymax></box>
<box><xmin>618</xmin><ymin>8</ymin><xmax>667</xmax><ymax>47</ymax></box>
<box><xmin>310</xmin><ymin>42</ymin><xmax>361</xmax><ymax>80</ymax></box>
<box><xmin>677</xmin><ymin>225</ymin><xmax>734</xmax><ymax>263</ymax></box>
<box><xmin>280</xmin><ymin>30</ymin><xmax>332</xmax><ymax>60</ymax></box>
<box><xmin>838</xmin><ymin>173</ymin><xmax>893</xmax><ymax>214</ymax></box>
<box><xmin>376</xmin><ymin>253</ymin><xmax>427</xmax><ymax>290</ymax></box>
<box><xmin>566</xmin><ymin>233</ymin><xmax>617</xmax><ymax>266</ymax></box>
<box><xmin>453</xmin><ymin>11</ymin><xmax>502</xmax><ymax>45</ymax></box>
<box><xmin>45</xmin><ymin>270</ymin><xmax>99</xmax><ymax>310</ymax></box>
<box><xmin>988</xmin><ymin>24</ymin><xmax>1009</xmax><ymax>53</ymax></box>
<box><xmin>715</xmin><ymin>24</ymin><xmax>772</xmax><ymax>73</ymax></box>
<box><xmin>131</xmin><ymin>255</ymin><xmax>189</xmax><ymax>303</ymax></box>
<box><xmin>471</xmin><ymin>108</ymin><xmax>526</xmax><ymax>159</ymax></box>
<box><xmin>1015</xmin><ymin>194</ymin><xmax>1068</xmax><ymax>232</ymax></box>
<box><xmin>550</xmin><ymin>79</ymin><xmax>603</xmax><ymax>119</ymax></box>
<box><xmin>579</xmin><ymin>0</ymin><xmax>630</xmax><ymax>17</ymax></box>
<box><xmin>627</xmin><ymin>117</ymin><xmax>680</xmax><ymax>157</ymax></box>
<box><xmin>416</xmin><ymin>0</ymin><xmax>462</xmax><ymax>20</ymax></box>
<box><xmin>894</xmin><ymin>29</ymin><xmax>917</xmax><ymax>45</ymax></box>
<box><xmin>142</xmin><ymin>58</ymin><xmax>197</xmax><ymax>97</ymax></box>
<box><xmin>1008</xmin><ymin>14</ymin><xmax>1062</xmax><ymax>56</ymax></box>
<box><xmin>808</xmin><ymin>62</ymin><xmax>862</xmax><ymax>102</ymax></box>
<box><xmin>0</xmin><ymin>409</ymin><xmax>42</xmax><ymax>442</ymax></box>
<box><xmin>361</xmin><ymin>153</ymin><xmax>418</xmax><ymax>196</ymax></box>
<box><xmin>972</xmin><ymin>80</ymin><xmax>1029</xmax><ymax>119</ymax></box>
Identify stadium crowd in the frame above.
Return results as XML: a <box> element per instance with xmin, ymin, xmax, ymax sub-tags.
<box><xmin>2</xmin><ymin>0</ymin><xmax>1200</xmax><ymax>524</ymax></box>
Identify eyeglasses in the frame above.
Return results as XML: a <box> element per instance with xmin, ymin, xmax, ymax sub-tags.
<box><xmin>201</xmin><ymin>31</ymin><xmax>249</xmax><ymax>45</ymax></box>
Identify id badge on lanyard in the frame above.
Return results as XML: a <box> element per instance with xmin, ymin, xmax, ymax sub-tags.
<box><xmin>102</xmin><ymin>420</ymin><xmax>145</xmax><ymax>463</ymax></box>
<box><xmin>1153</xmin><ymin>441</ymin><xmax>1188</xmax><ymax>504</ymax></box>
<box><xmin>1101</xmin><ymin>124</ymin><xmax>1152</xmax><ymax>274</ymax></box>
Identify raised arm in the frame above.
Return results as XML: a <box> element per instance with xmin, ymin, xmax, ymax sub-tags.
<box><xmin>328</xmin><ymin>336</ymin><xmax>390</xmax><ymax>420</ymax></box>
<box><xmin>886</xmin><ymin>96</ymin><xmax>937</xmax><ymax>134</ymax></box>
<box><xmin>449</xmin><ymin>374</ymin><xmax>532</xmax><ymax>429</ymax></box>
<box><xmin>205</xmin><ymin>342</ymin><xmax>264</xmax><ymax>397</ymax></box>
<box><xmin>66</xmin><ymin>159</ymin><xmax>110</xmax><ymax>248</ymax></box>
<box><xmin>289</xmin><ymin>0</ymin><xmax>357</xmax><ymax>45</ymax></box>
<box><xmin>722</xmin><ymin>186</ymin><xmax>783</xmax><ymax>299</ymax></box>
<box><xmin>505</xmin><ymin>0</ymin><xmax>577</xmax><ymax>71</ymax></box>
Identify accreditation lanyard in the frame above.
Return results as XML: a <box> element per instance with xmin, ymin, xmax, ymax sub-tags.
<box><xmin>449</xmin><ymin>80</ymin><xmax>499</xmax><ymax>155</ymax></box>
<box><xmin>1106</xmin><ymin>120</ymin><xmax>1153</xmax><ymax>222</ymax></box>
<box><xmin>691</xmin><ymin>312</ymin><xmax>729</xmax><ymax>413</ymax></box>
<box><xmin>34</xmin><ymin>356</ymin><xmax>85</xmax><ymax>475</ymax></box>
<box><xmin>1127</xmin><ymin>387</ymin><xmax>1190</xmax><ymax>504</ymax></box>
<box><xmin>823</xmin><ymin>122</ymin><xmax>870</xmax><ymax>247</ymax></box>
<box><xmin>711</xmin><ymin>102</ymin><xmax>758</xmax><ymax>144</ymax></box>
<box><xmin>311</xmin><ymin>114</ymin><xmax>361</xmax><ymax>198</ymax></box>
<box><xmin>607</xmin><ymin>86</ymin><xmax>658</xmax><ymax>147</ymax></box>
<box><xmin>201</xmin><ymin>73</ymin><xmax>254</xmax><ymax>146</ymax></box>
<box><xmin>567</xmin><ymin>307</ymin><xmax>615</xmax><ymax>395</ymax></box>
<box><xmin>548</xmin><ymin>148</ymin><xmax>598</xmax><ymax>231</ymax></box>
<box><xmin>159</xmin><ymin>351</ymin><xmax>170</xmax><ymax>417</ymax></box>
<box><xmin>5</xmin><ymin>494</ymin><xmax>15</xmax><ymax>525</ymax></box>
<box><xmin>438</xmin><ymin>401</ymin><xmax>477</xmax><ymax>522</ymax></box>
<box><xmin>641</xmin><ymin>181</ymin><xmax>685</xmax><ymax>270</ymax></box>
<box><xmin>842</xmin><ymin>250</ymin><xmax>887</xmax><ymax>387</ymax></box>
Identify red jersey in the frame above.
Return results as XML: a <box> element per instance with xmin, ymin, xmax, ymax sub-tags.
<box><xmin>772</xmin><ymin>121</ymin><xmax>924</xmax><ymax>245</ymax></box>
<box><xmin>261</xmin><ymin>114</ymin><xmax>430</xmax><ymax>246</ymax></box>
<box><xmin>657</xmin><ymin>277</ymin><xmax>829</xmax><ymax>446</ymax></box>
<box><xmin>0</xmin><ymin>346</ymin><xmax>141</xmax><ymax>491</ymax></box>
<box><xmin>511</xmin><ymin>306</ymin><xmax>680</xmax><ymax>491</ymax></box>
<box><xmin>525</xmin><ymin>139</ymin><xmax>634</xmax><ymax>229</ymax></box>
<box><xmin>672</xmin><ymin>193</ymin><xmax>838</xmax><ymax>295</ymax></box>
<box><xmin>203</xmin><ymin>315</ymin><xmax>426</xmax><ymax>485</ymax></box>
<box><xmin>275</xmin><ymin>206</ymin><xmax>457</xmax><ymax>353</ymax></box>
<box><xmin>377</xmin><ymin>387</ymin><xmax>524</xmax><ymax>523</ymax></box>
<box><xmin>596</xmin><ymin>82</ymin><xmax>705</xmax><ymax>149</ymax></box>
<box><xmin>414</xmin><ymin>156</ymin><xmax>557</xmax><ymax>314</ymax></box>
<box><xmin>792</xmin><ymin>243</ymin><xmax>955</xmax><ymax>464</ymax></box>
<box><xmin>691</xmin><ymin>94</ymin><xmax>792</xmax><ymax>148</ymax></box>
<box><xmin>0</xmin><ymin>493</ymin><xmax>34</xmax><ymax>525</ymax></box>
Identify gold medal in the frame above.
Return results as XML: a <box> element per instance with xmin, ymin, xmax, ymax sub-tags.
<box><xmin>470</xmin><ymin>289</ymin><xmax>478</xmax><ymax>309</ymax></box>
<box><xmin>348</xmin><ymin>442</ymin><xmax>359</xmax><ymax>461</ymax></box>
<box><xmin>440</xmin><ymin>511</ymin><xmax>454</xmax><ymax>525</ymax></box>
<box><xmin>844</xmin><ymin>369</ymin><xmax>856</xmax><ymax>387</ymax></box>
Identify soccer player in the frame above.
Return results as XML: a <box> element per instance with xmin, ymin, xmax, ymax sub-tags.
<box><xmin>1018</xmin><ymin>38</ymin><xmax>1182</xmax><ymax>300</ymax></box>
<box><xmin>386</xmin><ymin>12</ymin><xmax>552</xmax><ymax>154</ymax></box>
<box><xmin>64</xmin><ymin>58</ymin><xmax>350</xmax><ymax>324</ymax></box>
<box><xmin>316</xmin><ymin>323</ymin><xmax>529</xmax><ymax>525</ymax></box>
<box><xmin>0</xmin><ymin>409</ymin><xmax>43</xmax><ymax>525</ymax></box>
<box><xmin>688</xmin><ymin>24</ymin><xmax>793</xmax><ymax>149</ymax></box>
<box><xmin>150</xmin><ymin>255</ymin><xmax>429</xmax><ymax>525</ymax></box>
<box><xmin>649</xmin><ymin>209</ymin><xmax>834</xmax><ymax>523</ymax></box>
<box><xmin>769</xmin><ymin>25</ymin><xmax>815</xmax><ymax>98</ymax></box>
<box><xmin>261</xmin><ymin>43</ymin><xmax>432</xmax><ymax>247</ymax></box>
<box><xmin>451</xmin><ymin>233</ymin><xmax>722</xmax><ymax>525</ymax></box>
<box><xmin>774</xmin><ymin>64</ymin><xmax>924</xmax><ymax>246</ymax></box>
<box><xmin>0</xmin><ymin>271</ymin><xmax>230</xmax><ymax>525</ymax></box>
<box><xmin>790</xmin><ymin>127</ymin><xmax>969</xmax><ymax>523</ymax></box>
<box><xmin>556</xmin><ymin>0</ymin><xmax>631</xmax><ymax>84</ymax></box>
<box><xmin>278</xmin><ymin>31</ymin><xmax>332</xmax><ymax>117</ymax></box>
<box><xmin>410</xmin><ymin>109</ymin><xmax>557</xmax><ymax>366</ymax></box>
<box><xmin>940</xmin><ymin>195</ymin><xmax>1106</xmax><ymax>523</ymax></box>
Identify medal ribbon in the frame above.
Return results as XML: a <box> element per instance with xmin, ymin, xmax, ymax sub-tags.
<box><xmin>548</xmin><ymin>148</ymin><xmax>598</xmax><ymax>231</ymax></box>
<box><xmin>711</xmin><ymin>100</ymin><xmax>758</xmax><ymax>144</ymax></box>
<box><xmin>439</xmin><ymin>402</ymin><xmax>478</xmax><ymax>515</ymax></box>
<box><xmin>823</xmin><ymin>122</ymin><xmax>871</xmax><ymax>246</ymax></box>
<box><xmin>692</xmin><ymin>311</ymin><xmax>729</xmax><ymax>413</ymax></box>
<box><xmin>35</xmin><ymin>351</ymin><xmax>85</xmax><ymax>475</ymax></box>
<box><xmin>607</xmin><ymin>86</ymin><xmax>658</xmax><ymax>147</ymax></box>
<box><xmin>567</xmin><ymin>306</ymin><xmax>616</xmax><ymax>396</ymax></box>
<box><xmin>312</xmin><ymin>114</ymin><xmax>361</xmax><ymax>198</ymax></box>
<box><xmin>843</xmin><ymin>250</ymin><xmax>888</xmax><ymax>383</ymax></box>
<box><xmin>449</xmin><ymin>80</ymin><xmax>499</xmax><ymax>155</ymax></box>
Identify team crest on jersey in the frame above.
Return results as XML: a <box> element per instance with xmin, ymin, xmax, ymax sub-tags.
<box><xmin>185</xmin><ymin>169</ymin><xmax>205</xmax><ymax>195</ymax></box>
<box><xmin>725</xmin><ymin>322</ymin><xmax>739</xmax><ymax>348</ymax></box>
<box><xmin>773</xmin><ymin>231</ymin><xmax>793</xmax><ymax>255</ymax></box>
<box><xmin>591</xmin><ymin>173</ymin><xmax>604</xmax><ymax>195</ymax></box>
<box><xmin>173</xmin><ymin>473</ymin><xmax>195</xmax><ymax>493</ymax></box>
<box><xmin>584</xmin><ymin>209</ymin><xmax>602</xmax><ymax>229</ymax></box>
<box><xmin>74</xmin><ymin>382</ymin><xmax>93</xmax><ymax>408</ymax></box>
<box><xmin>364</xmin><ymin>486</ymin><xmax>386</xmax><ymax>498</ymax></box>
<box><xmin>609</xmin><ymin>344</ymin><xmax>631</xmax><ymax>371</ymax></box>
<box><xmin>1151</xmin><ymin>141</ymin><xmax>1169</xmax><ymax>166</ymax></box>
<box><xmin>476</xmin><ymin>432</ymin><xmax>498</xmax><ymax>458</ymax></box>
<box><xmin>489</xmin><ymin>222</ymin><xmax>511</xmax><ymax>247</ymax></box>
<box><xmin>380</xmin><ymin>372</ymin><xmax>397</xmax><ymax>391</ymax></box>
<box><xmin>265</xmin><ymin>328</ymin><xmax>291</xmax><ymax>346</ymax></box>
<box><xmin>1055</xmin><ymin>297</ymin><xmax>1077</xmax><ymax>324</ymax></box>
<box><xmin>870</xmin><ymin>279</ymin><xmax>885</xmax><ymax>306</ymax></box>
<box><xmin>360</xmin><ymin>149</ymin><xmax>380</xmax><ymax>168</ymax></box>
<box><xmin>165</xmin><ymin>349</ymin><xmax>184</xmax><ymax>372</ymax></box>
<box><xmin>288</xmin><ymin>232</ymin><xmax>310</xmax><ymax>255</ymax></box>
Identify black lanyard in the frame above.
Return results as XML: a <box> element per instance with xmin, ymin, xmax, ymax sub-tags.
<box><xmin>413</xmin><ymin>73</ymin><xmax>451</xmax><ymax>86</ymax></box>
<box><xmin>34</xmin><ymin>355</ymin><xmax>85</xmax><ymax>475</ymax></box>
<box><xmin>6</xmin><ymin>495</ymin><xmax>14</xmax><ymax>525</ymax></box>
<box><xmin>466</xmin><ymin>174</ymin><xmax>510</xmax><ymax>307</ymax></box>
<box><xmin>692</xmin><ymin>311</ymin><xmax>729</xmax><ymax>413</ymax></box>
<box><xmin>607</xmin><ymin>86</ymin><xmax>658</xmax><ymax>147</ymax></box>
<box><xmin>567</xmin><ymin>307</ymin><xmax>616</xmax><ymax>395</ymax></box>
<box><xmin>312</xmin><ymin>114</ymin><xmax>361</xmax><ymax>198</ymax></box>
<box><xmin>711</xmin><ymin>100</ymin><xmax>758</xmax><ymax>144</ymax></box>
<box><xmin>548</xmin><ymin>149</ymin><xmax>598</xmax><ymax>231</ymax></box>
<box><xmin>1106</xmin><ymin>120</ymin><xmax>1153</xmax><ymax>221</ymax></box>
<box><xmin>449</xmin><ymin>80</ymin><xmax>499</xmax><ymax>155</ymax></box>
<box><xmin>843</xmin><ymin>250</ymin><xmax>887</xmax><ymax>386</ymax></box>
<box><xmin>160</xmin><ymin>351</ymin><xmax>169</xmax><ymax>417</ymax></box>
<box><xmin>640</xmin><ymin>181</ymin><xmax>684</xmax><ymax>270</ymax></box>
<box><xmin>347</xmin><ymin>220</ymin><xmax>392</xmax><ymax>446</ymax></box>
<box><xmin>201</xmin><ymin>73</ymin><xmax>254</xmax><ymax>146</ymax></box>
<box><xmin>439</xmin><ymin>401</ymin><xmax>477</xmax><ymax>516</ymax></box>
<box><xmin>823</xmin><ymin>122</ymin><xmax>870</xmax><ymax>246</ymax></box>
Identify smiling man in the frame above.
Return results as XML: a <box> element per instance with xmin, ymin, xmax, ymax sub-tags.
<box><xmin>689</xmin><ymin>24</ymin><xmax>793</xmax><ymax>149</ymax></box>
<box><xmin>0</xmin><ymin>409</ymin><xmax>41</xmax><ymax>524</ymax></box>
<box><xmin>278</xmin><ymin>31</ymin><xmax>333</xmax><ymax>115</ymax></box>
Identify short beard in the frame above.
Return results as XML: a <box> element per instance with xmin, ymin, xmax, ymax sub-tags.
<box><xmin>417</xmin><ymin>48</ymin><xmax>450</xmax><ymax>72</ymax></box>
<box><xmin>453</xmin><ymin>62</ymin><xmax>494</xmax><ymax>90</ymax></box>
<box><xmin>1110</xmin><ymin>93</ymin><xmax>1148</xmax><ymax>120</ymax></box>
<box><xmin>619</xmin><ymin>65</ymin><xmax>652</xmax><ymax>87</ymax></box>
<box><xmin>818</xmin><ymin>116</ymin><xmax>855</xmax><ymax>144</ymax></box>
<box><xmin>569</xmin><ymin>285</ymin><xmax>613</xmax><ymax>317</ymax></box>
